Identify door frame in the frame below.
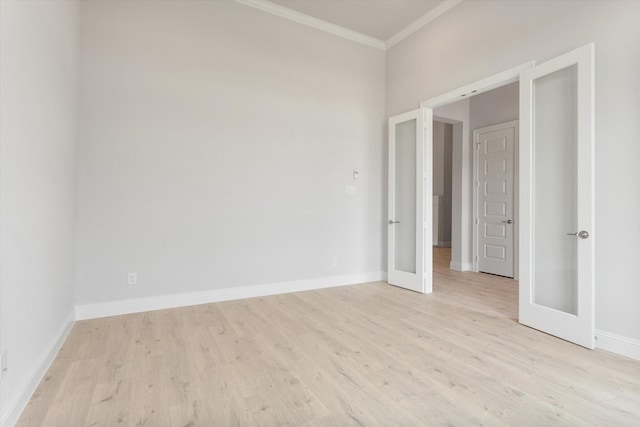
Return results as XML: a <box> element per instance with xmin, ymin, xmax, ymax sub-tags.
<box><xmin>472</xmin><ymin>120</ymin><xmax>519</xmax><ymax>279</ymax></box>
<box><xmin>420</xmin><ymin>61</ymin><xmax>534</xmax><ymax>290</ymax></box>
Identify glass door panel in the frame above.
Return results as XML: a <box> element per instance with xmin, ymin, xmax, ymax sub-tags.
<box><xmin>394</xmin><ymin>119</ymin><xmax>417</xmax><ymax>274</ymax></box>
<box><xmin>532</xmin><ymin>65</ymin><xmax>578</xmax><ymax>315</ymax></box>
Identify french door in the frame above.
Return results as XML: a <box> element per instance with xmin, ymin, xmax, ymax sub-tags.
<box><xmin>387</xmin><ymin>108</ymin><xmax>430</xmax><ymax>293</ymax></box>
<box><xmin>519</xmin><ymin>44</ymin><xmax>595</xmax><ymax>348</ymax></box>
<box><xmin>388</xmin><ymin>45</ymin><xmax>594</xmax><ymax>349</ymax></box>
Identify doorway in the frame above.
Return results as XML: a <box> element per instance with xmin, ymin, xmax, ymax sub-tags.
<box><xmin>431</xmin><ymin>82</ymin><xmax>519</xmax><ymax>280</ymax></box>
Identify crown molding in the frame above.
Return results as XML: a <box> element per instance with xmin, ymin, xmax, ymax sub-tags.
<box><xmin>386</xmin><ymin>0</ymin><xmax>463</xmax><ymax>48</ymax></box>
<box><xmin>234</xmin><ymin>0</ymin><xmax>386</xmax><ymax>50</ymax></box>
<box><xmin>235</xmin><ymin>0</ymin><xmax>463</xmax><ymax>51</ymax></box>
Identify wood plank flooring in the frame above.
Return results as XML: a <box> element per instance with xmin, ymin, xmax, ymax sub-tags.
<box><xmin>17</xmin><ymin>248</ymin><xmax>640</xmax><ymax>426</ymax></box>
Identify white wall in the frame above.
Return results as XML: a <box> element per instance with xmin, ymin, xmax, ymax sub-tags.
<box><xmin>432</xmin><ymin>121</ymin><xmax>452</xmax><ymax>246</ymax></box>
<box><xmin>433</xmin><ymin>122</ymin><xmax>445</xmax><ymax>197</ymax></box>
<box><xmin>387</xmin><ymin>0</ymin><xmax>640</xmax><ymax>341</ymax></box>
<box><xmin>0</xmin><ymin>0</ymin><xmax>79</xmax><ymax>423</ymax></box>
<box><xmin>75</xmin><ymin>1</ymin><xmax>386</xmax><ymax>306</ymax></box>
<box><xmin>434</xmin><ymin>100</ymin><xmax>470</xmax><ymax>270</ymax></box>
<box><xmin>469</xmin><ymin>82</ymin><xmax>518</xmax><ymax>131</ymax></box>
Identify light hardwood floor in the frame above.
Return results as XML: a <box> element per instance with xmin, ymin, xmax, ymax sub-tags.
<box><xmin>18</xmin><ymin>248</ymin><xmax>640</xmax><ymax>426</ymax></box>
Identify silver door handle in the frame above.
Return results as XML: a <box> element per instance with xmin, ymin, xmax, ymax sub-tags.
<box><xmin>501</xmin><ymin>219</ymin><xmax>513</xmax><ymax>224</ymax></box>
<box><xmin>567</xmin><ymin>230</ymin><xmax>589</xmax><ymax>239</ymax></box>
<box><xmin>388</xmin><ymin>220</ymin><xmax>400</xmax><ymax>224</ymax></box>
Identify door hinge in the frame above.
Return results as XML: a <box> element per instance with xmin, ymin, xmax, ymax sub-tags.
<box><xmin>476</xmin><ymin>218</ymin><xmax>479</xmax><ymax>225</ymax></box>
<box><xmin>476</xmin><ymin>143</ymin><xmax>480</xmax><ymax>150</ymax></box>
<box><xmin>475</xmin><ymin>256</ymin><xmax>479</xmax><ymax>262</ymax></box>
<box><xmin>476</xmin><ymin>180</ymin><xmax>480</xmax><ymax>187</ymax></box>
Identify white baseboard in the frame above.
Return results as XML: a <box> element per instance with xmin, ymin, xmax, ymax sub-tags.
<box><xmin>595</xmin><ymin>329</ymin><xmax>640</xmax><ymax>360</ymax></box>
<box><xmin>449</xmin><ymin>261</ymin><xmax>473</xmax><ymax>271</ymax></box>
<box><xmin>76</xmin><ymin>271</ymin><xmax>386</xmax><ymax>320</ymax></box>
<box><xmin>1</xmin><ymin>309</ymin><xmax>75</xmax><ymax>427</ymax></box>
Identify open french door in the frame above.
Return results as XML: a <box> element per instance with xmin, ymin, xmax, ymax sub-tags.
<box><xmin>387</xmin><ymin>108</ymin><xmax>431</xmax><ymax>293</ymax></box>
<box><xmin>519</xmin><ymin>44</ymin><xmax>595</xmax><ymax>348</ymax></box>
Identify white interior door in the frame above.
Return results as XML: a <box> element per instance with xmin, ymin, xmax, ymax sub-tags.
<box><xmin>519</xmin><ymin>44</ymin><xmax>595</xmax><ymax>348</ymax></box>
<box><xmin>388</xmin><ymin>108</ymin><xmax>430</xmax><ymax>293</ymax></box>
<box><xmin>475</xmin><ymin>122</ymin><xmax>517</xmax><ymax>278</ymax></box>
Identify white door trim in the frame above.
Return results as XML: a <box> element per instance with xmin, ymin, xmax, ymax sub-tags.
<box><xmin>472</xmin><ymin>120</ymin><xmax>519</xmax><ymax>279</ymax></box>
<box><xmin>420</xmin><ymin>62</ymin><xmax>535</xmax><ymax>109</ymax></box>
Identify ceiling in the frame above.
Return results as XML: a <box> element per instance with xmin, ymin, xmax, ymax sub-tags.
<box><xmin>269</xmin><ymin>0</ymin><xmax>447</xmax><ymax>41</ymax></box>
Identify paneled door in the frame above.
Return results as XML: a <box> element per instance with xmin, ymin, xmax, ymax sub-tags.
<box><xmin>475</xmin><ymin>122</ymin><xmax>517</xmax><ymax>278</ymax></box>
<box><xmin>519</xmin><ymin>44</ymin><xmax>595</xmax><ymax>348</ymax></box>
<box><xmin>387</xmin><ymin>109</ymin><xmax>430</xmax><ymax>293</ymax></box>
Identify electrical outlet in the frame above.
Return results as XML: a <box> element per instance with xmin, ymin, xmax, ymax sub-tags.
<box><xmin>331</xmin><ymin>257</ymin><xmax>338</xmax><ymax>267</ymax></box>
<box><xmin>127</xmin><ymin>272</ymin><xmax>137</xmax><ymax>285</ymax></box>
<box><xmin>1</xmin><ymin>350</ymin><xmax>8</xmax><ymax>379</ymax></box>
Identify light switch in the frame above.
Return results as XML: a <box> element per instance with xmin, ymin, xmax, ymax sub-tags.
<box><xmin>345</xmin><ymin>185</ymin><xmax>356</xmax><ymax>195</ymax></box>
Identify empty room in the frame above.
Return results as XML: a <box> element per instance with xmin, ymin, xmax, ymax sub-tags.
<box><xmin>1</xmin><ymin>0</ymin><xmax>639</xmax><ymax>426</ymax></box>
